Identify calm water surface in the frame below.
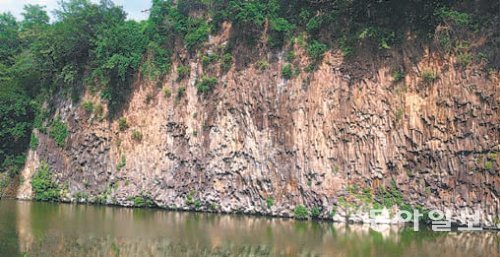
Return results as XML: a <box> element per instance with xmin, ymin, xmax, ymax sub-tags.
<box><xmin>0</xmin><ymin>200</ymin><xmax>498</xmax><ymax>257</ymax></box>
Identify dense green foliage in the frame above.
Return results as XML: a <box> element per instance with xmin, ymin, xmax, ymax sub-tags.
<box><xmin>196</xmin><ymin>76</ymin><xmax>218</xmax><ymax>93</ymax></box>
<box><xmin>0</xmin><ymin>0</ymin><xmax>496</xmax><ymax>176</ymax></box>
<box><xmin>281</xmin><ymin>64</ymin><xmax>292</xmax><ymax>79</ymax></box>
<box><xmin>132</xmin><ymin>195</ymin><xmax>155</xmax><ymax>207</ymax></box>
<box><xmin>31</xmin><ymin>162</ymin><xmax>61</xmax><ymax>201</ymax></box>
<box><xmin>49</xmin><ymin>118</ymin><xmax>68</xmax><ymax>147</ymax></box>
<box><xmin>294</xmin><ymin>204</ymin><xmax>309</xmax><ymax>219</ymax></box>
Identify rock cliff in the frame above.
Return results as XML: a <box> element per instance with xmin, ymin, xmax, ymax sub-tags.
<box><xmin>17</xmin><ymin>23</ymin><xmax>499</xmax><ymax>227</ymax></box>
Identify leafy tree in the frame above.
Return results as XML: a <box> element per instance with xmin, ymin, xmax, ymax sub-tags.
<box><xmin>20</xmin><ymin>4</ymin><xmax>49</xmax><ymax>43</ymax></box>
<box><xmin>92</xmin><ymin>20</ymin><xmax>147</xmax><ymax>112</ymax></box>
<box><xmin>0</xmin><ymin>83</ymin><xmax>34</xmax><ymax>172</ymax></box>
<box><xmin>0</xmin><ymin>13</ymin><xmax>20</xmax><ymax>66</ymax></box>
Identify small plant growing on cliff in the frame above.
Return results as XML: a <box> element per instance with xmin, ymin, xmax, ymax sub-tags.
<box><xmin>282</xmin><ymin>64</ymin><xmax>293</xmax><ymax>79</ymax></box>
<box><xmin>256</xmin><ymin>60</ymin><xmax>269</xmax><ymax>70</ymax></box>
<box><xmin>185</xmin><ymin>191</ymin><xmax>195</xmax><ymax>205</ymax></box>
<box><xmin>436</xmin><ymin>7</ymin><xmax>471</xmax><ymax>27</ymax></box>
<box><xmin>307</xmin><ymin>40</ymin><xmax>328</xmax><ymax>62</ymax></box>
<box><xmin>31</xmin><ymin>162</ymin><xmax>61</xmax><ymax>202</ymax></box>
<box><xmin>177</xmin><ymin>87</ymin><xmax>186</xmax><ymax>100</ymax></box>
<box><xmin>132</xmin><ymin>195</ymin><xmax>155</xmax><ymax>207</ymax></box>
<box><xmin>116</xmin><ymin>156</ymin><xmax>126</xmax><ymax>171</ymax></box>
<box><xmin>196</xmin><ymin>76</ymin><xmax>218</xmax><ymax>93</ymax></box>
<box><xmin>294</xmin><ymin>205</ymin><xmax>309</xmax><ymax>219</ymax></box>
<box><xmin>202</xmin><ymin>53</ymin><xmax>218</xmax><ymax>67</ymax></box>
<box><xmin>177</xmin><ymin>65</ymin><xmax>190</xmax><ymax>81</ymax></box>
<box><xmin>484</xmin><ymin>161</ymin><xmax>493</xmax><ymax>170</ymax></box>
<box><xmin>118</xmin><ymin>117</ymin><xmax>128</xmax><ymax>131</ymax></box>
<box><xmin>266</xmin><ymin>197</ymin><xmax>274</xmax><ymax>208</ymax></box>
<box><xmin>29</xmin><ymin>134</ymin><xmax>39</xmax><ymax>150</ymax></box>
<box><xmin>456</xmin><ymin>52</ymin><xmax>472</xmax><ymax>66</ymax></box>
<box><xmin>392</xmin><ymin>70</ymin><xmax>405</xmax><ymax>82</ymax></box>
<box><xmin>49</xmin><ymin>118</ymin><xmax>68</xmax><ymax>147</ymax></box>
<box><xmin>163</xmin><ymin>87</ymin><xmax>172</xmax><ymax>98</ymax></box>
<box><xmin>82</xmin><ymin>101</ymin><xmax>94</xmax><ymax>113</ymax></box>
<box><xmin>131</xmin><ymin>130</ymin><xmax>143</xmax><ymax>141</ymax></box>
<box><xmin>221</xmin><ymin>53</ymin><xmax>233</xmax><ymax>71</ymax></box>
<box><xmin>421</xmin><ymin>70</ymin><xmax>438</xmax><ymax>83</ymax></box>
<box><xmin>311</xmin><ymin>206</ymin><xmax>321</xmax><ymax>218</ymax></box>
<box><xmin>194</xmin><ymin>199</ymin><xmax>202</xmax><ymax>209</ymax></box>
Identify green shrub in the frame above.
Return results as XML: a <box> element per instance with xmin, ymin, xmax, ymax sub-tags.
<box><xmin>177</xmin><ymin>87</ymin><xmax>186</xmax><ymax>100</ymax></box>
<box><xmin>304</xmin><ymin>64</ymin><xmax>316</xmax><ymax>73</ymax></box>
<box><xmin>392</xmin><ymin>70</ymin><xmax>405</xmax><ymax>82</ymax></box>
<box><xmin>436</xmin><ymin>7</ymin><xmax>471</xmax><ymax>27</ymax></box>
<box><xmin>270</xmin><ymin>17</ymin><xmax>295</xmax><ymax>34</ymax></box>
<box><xmin>307</xmin><ymin>40</ymin><xmax>328</xmax><ymax>62</ymax></box>
<box><xmin>266</xmin><ymin>197</ymin><xmax>274</xmax><ymax>208</ymax></box>
<box><xmin>281</xmin><ymin>64</ymin><xmax>293</xmax><ymax>79</ymax></box>
<box><xmin>311</xmin><ymin>206</ymin><xmax>321</xmax><ymax>218</ymax></box>
<box><xmin>456</xmin><ymin>52</ymin><xmax>472</xmax><ymax>66</ymax></box>
<box><xmin>82</xmin><ymin>101</ymin><xmax>94</xmax><ymax>113</ymax></box>
<box><xmin>228</xmin><ymin>0</ymin><xmax>267</xmax><ymax>27</ymax></box>
<box><xmin>484</xmin><ymin>161</ymin><xmax>493</xmax><ymax>170</ymax></box>
<box><xmin>269</xmin><ymin>17</ymin><xmax>295</xmax><ymax>47</ymax></box>
<box><xmin>221</xmin><ymin>53</ymin><xmax>233</xmax><ymax>71</ymax></box>
<box><xmin>49</xmin><ymin>118</ymin><xmax>68</xmax><ymax>147</ymax></box>
<box><xmin>421</xmin><ymin>70</ymin><xmax>439</xmax><ymax>83</ymax></box>
<box><xmin>306</xmin><ymin>15</ymin><xmax>323</xmax><ymax>33</ymax></box>
<box><xmin>184</xmin><ymin>22</ymin><xmax>210</xmax><ymax>51</ymax></box>
<box><xmin>196</xmin><ymin>76</ymin><xmax>218</xmax><ymax>93</ymax></box>
<box><xmin>163</xmin><ymin>87</ymin><xmax>172</xmax><ymax>98</ymax></box>
<box><xmin>294</xmin><ymin>205</ymin><xmax>309</xmax><ymax>219</ymax></box>
<box><xmin>31</xmin><ymin>162</ymin><xmax>60</xmax><ymax>202</ymax></box>
<box><xmin>177</xmin><ymin>65</ymin><xmax>190</xmax><ymax>81</ymax></box>
<box><xmin>186</xmin><ymin>191</ymin><xmax>195</xmax><ymax>205</ymax></box>
<box><xmin>256</xmin><ymin>60</ymin><xmax>269</xmax><ymax>70</ymax></box>
<box><xmin>194</xmin><ymin>199</ymin><xmax>202</xmax><ymax>209</ymax></box>
<box><xmin>118</xmin><ymin>117</ymin><xmax>128</xmax><ymax>131</ymax></box>
<box><xmin>29</xmin><ymin>134</ymin><xmax>39</xmax><ymax>150</ymax></box>
<box><xmin>202</xmin><ymin>53</ymin><xmax>218</xmax><ymax>67</ymax></box>
<box><xmin>132</xmin><ymin>195</ymin><xmax>155</xmax><ymax>207</ymax></box>
<box><xmin>116</xmin><ymin>155</ymin><xmax>126</xmax><ymax>171</ymax></box>
<box><xmin>131</xmin><ymin>130</ymin><xmax>143</xmax><ymax>141</ymax></box>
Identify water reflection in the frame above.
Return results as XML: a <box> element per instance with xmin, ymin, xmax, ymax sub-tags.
<box><xmin>0</xmin><ymin>200</ymin><xmax>497</xmax><ymax>257</ymax></box>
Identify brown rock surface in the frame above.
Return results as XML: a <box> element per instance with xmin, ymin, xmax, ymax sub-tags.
<box><xmin>17</xmin><ymin>29</ymin><xmax>499</xmax><ymax>227</ymax></box>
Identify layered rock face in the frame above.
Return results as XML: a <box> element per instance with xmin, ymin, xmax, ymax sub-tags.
<box><xmin>17</xmin><ymin>29</ymin><xmax>499</xmax><ymax>227</ymax></box>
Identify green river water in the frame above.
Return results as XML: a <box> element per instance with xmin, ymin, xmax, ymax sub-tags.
<box><xmin>0</xmin><ymin>200</ymin><xmax>498</xmax><ymax>257</ymax></box>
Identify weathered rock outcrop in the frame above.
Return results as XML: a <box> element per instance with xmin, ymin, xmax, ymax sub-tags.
<box><xmin>17</xmin><ymin>25</ymin><xmax>499</xmax><ymax>227</ymax></box>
